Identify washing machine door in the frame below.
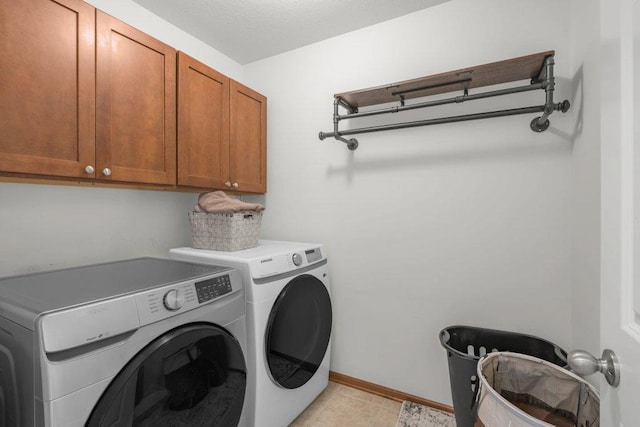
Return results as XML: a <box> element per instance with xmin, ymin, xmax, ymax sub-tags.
<box><xmin>265</xmin><ymin>274</ymin><xmax>332</xmax><ymax>389</ymax></box>
<box><xmin>86</xmin><ymin>323</ymin><xmax>246</xmax><ymax>427</ymax></box>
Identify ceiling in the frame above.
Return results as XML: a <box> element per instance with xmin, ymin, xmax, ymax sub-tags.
<box><xmin>130</xmin><ymin>0</ymin><xmax>449</xmax><ymax>65</ymax></box>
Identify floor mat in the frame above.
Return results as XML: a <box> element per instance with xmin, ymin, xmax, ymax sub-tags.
<box><xmin>396</xmin><ymin>401</ymin><xmax>456</xmax><ymax>427</ymax></box>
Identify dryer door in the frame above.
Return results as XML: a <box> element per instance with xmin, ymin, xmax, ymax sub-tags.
<box><xmin>265</xmin><ymin>274</ymin><xmax>332</xmax><ymax>389</ymax></box>
<box><xmin>86</xmin><ymin>323</ymin><xmax>246</xmax><ymax>426</ymax></box>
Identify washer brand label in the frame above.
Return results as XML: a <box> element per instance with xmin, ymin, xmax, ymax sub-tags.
<box><xmin>86</xmin><ymin>331</ymin><xmax>111</xmax><ymax>343</ymax></box>
<box><xmin>260</xmin><ymin>258</ymin><xmax>273</xmax><ymax>263</ymax></box>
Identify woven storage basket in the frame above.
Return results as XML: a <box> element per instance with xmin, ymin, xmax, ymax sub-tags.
<box><xmin>188</xmin><ymin>211</ymin><xmax>262</xmax><ymax>251</ymax></box>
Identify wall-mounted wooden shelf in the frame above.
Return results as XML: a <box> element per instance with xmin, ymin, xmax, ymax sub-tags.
<box><xmin>319</xmin><ymin>51</ymin><xmax>570</xmax><ymax>151</ymax></box>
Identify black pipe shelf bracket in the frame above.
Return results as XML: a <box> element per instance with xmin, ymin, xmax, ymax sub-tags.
<box><xmin>318</xmin><ymin>51</ymin><xmax>571</xmax><ymax>150</ymax></box>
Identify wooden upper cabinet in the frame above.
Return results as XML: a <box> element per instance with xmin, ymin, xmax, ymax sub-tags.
<box><xmin>0</xmin><ymin>0</ymin><xmax>96</xmax><ymax>178</ymax></box>
<box><xmin>178</xmin><ymin>56</ymin><xmax>267</xmax><ymax>194</ymax></box>
<box><xmin>177</xmin><ymin>52</ymin><xmax>230</xmax><ymax>189</ymax></box>
<box><xmin>1</xmin><ymin>2</ymin><xmax>265</xmax><ymax>192</ymax></box>
<box><xmin>230</xmin><ymin>80</ymin><xmax>267</xmax><ymax>193</ymax></box>
<box><xmin>96</xmin><ymin>11</ymin><xmax>176</xmax><ymax>185</ymax></box>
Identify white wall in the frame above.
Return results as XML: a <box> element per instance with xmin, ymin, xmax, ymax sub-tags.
<box><xmin>569</xmin><ymin>0</ymin><xmax>601</xmax><ymax>368</ymax></box>
<box><xmin>244</xmin><ymin>0</ymin><xmax>574</xmax><ymax>404</ymax></box>
<box><xmin>0</xmin><ymin>183</ymin><xmax>195</xmax><ymax>275</ymax></box>
<box><xmin>0</xmin><ymin>0</ymin><xmax>243</xmax><ymax>277</ymax></box>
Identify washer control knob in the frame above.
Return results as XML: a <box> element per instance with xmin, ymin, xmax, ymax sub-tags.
<box><xmin>292</xmin><ymin>253</ymin><xmax>303</xmax><ymax>266</ymax></box>
<box><xmin>163</xmin><ymin>289</ymin><xmax>185</xmax><ymax>311</ymax></box>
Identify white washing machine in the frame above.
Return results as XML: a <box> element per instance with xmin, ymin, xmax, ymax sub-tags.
<box><xmin>0</xmin><ymin>257</ymin><xmax>249</xmax><ymax>426</ymax></box>
<box><xmin>170</xmin><ymin>240</ymin><xmax>332</xmax><ymax>427</ymax></box>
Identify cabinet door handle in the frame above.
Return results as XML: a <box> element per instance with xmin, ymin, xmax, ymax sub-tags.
<box><xmin>225</xmin><ymin>181</ymin><xmax>232</xmax><ymax>187</ymax></box>
<box><xmin>232</xmin><ymin>182</ymin><xmax>239</xmax><ymax>189</ymax></box>
<box><xmin>102</xmin><ymin>168</ymin><xmax>112</xmax><ymax>176</ymax></box>
<box><xmin>85</xmin><ymin>165</ymin><xmax>95</xmax><ymax>174</ymax></box>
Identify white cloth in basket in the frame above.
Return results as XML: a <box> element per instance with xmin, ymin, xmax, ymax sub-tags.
<box><xmin>196</xmin><ymin>191</ymin><xmax>264</xmax><ymax>213</ymax></box>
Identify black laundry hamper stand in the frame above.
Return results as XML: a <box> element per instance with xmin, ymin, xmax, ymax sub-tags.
<box><xmin>439</xmin><ymin>325</ymin><xmax>568</xmax><ymax>427</ymax></box>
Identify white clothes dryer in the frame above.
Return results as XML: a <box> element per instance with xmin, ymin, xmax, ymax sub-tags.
<box><xmin>0</xmin><ymin>257</ymin><xmax>248</xmax><ymax>427</ymax></box>
<box><xmin>170</xmin><ymin>240</ymin><xmax>332</xmax><ymax>427</ymax></box>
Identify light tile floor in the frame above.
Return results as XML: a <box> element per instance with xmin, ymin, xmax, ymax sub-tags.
<box><xmin>289</xmin><ymin>381</ymin><xmax>403</xmax><ymax>427</ymax></box>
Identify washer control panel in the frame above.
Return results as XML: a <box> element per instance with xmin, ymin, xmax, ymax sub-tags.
<box><xmin>136</xmin><ymin>269</ymin><xmax>241</xmax><ymax>326</ymax></box>
<box><xmin>195</xmin><ymin>274</ymin><xmax>233</xmax><ymax>303</ymax></box>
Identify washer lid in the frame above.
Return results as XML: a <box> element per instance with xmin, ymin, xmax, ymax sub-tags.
<box><xmin>0</xmin><ymin>257</ymin><xmax>230</xmax><ymax>330</ymax></box>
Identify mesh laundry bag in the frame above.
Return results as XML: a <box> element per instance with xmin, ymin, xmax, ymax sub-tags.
<box><xmin>476</xmin><ymin>352</ymin><xmax>599</xmax><ymax>427</ymax></box>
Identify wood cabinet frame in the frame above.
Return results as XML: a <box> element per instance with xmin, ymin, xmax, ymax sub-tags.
<box><xmin>0</xmin><ymin>0</ymin><xmax>96</xmax><ymax>178</ymax></box>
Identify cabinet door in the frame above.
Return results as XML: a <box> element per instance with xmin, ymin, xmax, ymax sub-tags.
<box><xmin>96</xmin><ymin>12</ymin><xmax>176</xmax><ymax>185</ymax></box>
<box><xmin>0</xmin><ymin>0</ymin><xmax>96</xmax><ymax>178</ymax></box>
<box><xmin>177</xmin><ymin>52</ymin><xmax>230</xmax><ymax>189</ymax></box>
<box><xmin>229</xmin><ymin>80</ymin><xmax>267</xmax><ymax>193</ymax></box>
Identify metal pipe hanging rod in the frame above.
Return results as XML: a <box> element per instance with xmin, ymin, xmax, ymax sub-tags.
<box><xmin>330</xmin><ymin>98</ymin><xmax>358</xmax><ymax>149</ymax></box>
<box><xmin>337</xmin><ymin>83</ymin><xmax>544</xmax><ymax>121</ymax></box>
<box><xmin>530</xmin><ymin>56</ymin><xmax>562</xmax><ymax>132</ymax></box>
<box><xmin>320</xmin><ymin>105</ymin><xmax>547</xmax><ymax>138</ymax></box>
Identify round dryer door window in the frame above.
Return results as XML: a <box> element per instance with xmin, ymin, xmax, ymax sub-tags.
<box><xmin>265</xmin><ymin>274</ymin><xmax>332</xmax><ymax>389</ymax></box>
<box><xmin>86</xmin><ymin>324</ymin><xmax>246</xmax><ymax>426</ymax></box>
